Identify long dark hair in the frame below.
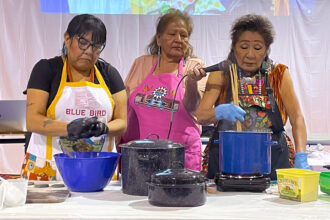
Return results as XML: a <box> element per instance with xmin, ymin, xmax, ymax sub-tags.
<box><xmin>62</xmin><ymin>14</ymin><xmax>107</xmax><ymax>56</ymax></box>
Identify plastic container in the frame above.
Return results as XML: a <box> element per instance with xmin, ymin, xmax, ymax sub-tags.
<box><xmin>54</xmin><ymin>152</ymin><xmax>120</xmax><ymax>192</ymax></box>
<box><xmin>319</xmin><ymin>172</ymin><xmax>330</xmax><ymax>195</ymax></box>
<box><xmin>59</xmin><ymin>135</ymin><xmax>106</xmax><ymax>157</ymax></box>
<box><xmin>276</xmin><ymin>168</ymin><xmax>320</xmax><ymax>202</ymax></box>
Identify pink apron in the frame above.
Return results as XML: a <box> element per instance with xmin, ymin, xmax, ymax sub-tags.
<box><xmin>122</xmin><ymin>58</ymin><xmax>202</xmax><ymax>171</ymax></box>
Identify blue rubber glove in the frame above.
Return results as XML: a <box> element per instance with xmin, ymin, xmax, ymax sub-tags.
<box><xmin>215</xmin><ymin>104</ymin><xmax>246</xmax><ymax>123</ymax></box>
<box><xmin>294</xmin><ymin>152</ymin><xmax>311</xmax><ymax>170</ymax></box>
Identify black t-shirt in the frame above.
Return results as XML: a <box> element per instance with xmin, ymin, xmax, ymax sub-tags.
<box><xmin>27</xmin><ymin>56</ymin><xmax>125</xmax><ymax>108</ymax></box>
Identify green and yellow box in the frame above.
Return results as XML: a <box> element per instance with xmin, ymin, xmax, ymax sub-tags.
<box><xmin>276</xmin><ymin>168</ymin><xmax>320</xmax><ymax>202</ymax></box>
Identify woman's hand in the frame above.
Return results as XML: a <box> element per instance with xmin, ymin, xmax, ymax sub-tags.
<box><xmin>215</xmin><ymin>104</ymin><xmax>246</xmax><ymax>123</ymax></box>
<box><xmin>186</xmin><ymin>64</ymin><xmax>206</xmax><ymax>81</ymax></box>
<box><xmin>293</xmin><ymin>152</ymin><xmax>311</xmax><ymax>170</ymax></box>
<box><xmin>67</xmin><ymin>117</ymin><xmax>109</xmax><ymax>140</ymax></box>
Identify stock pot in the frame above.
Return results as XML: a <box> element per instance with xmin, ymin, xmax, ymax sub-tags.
<box><xmin>120</xmin><ymin>139</ymin><xmax>185</xmax><ymax>196</ymax></box>
<box><xmin>219</xmin><ymin>131</ymin><xmax>277</xmax><ymax>175</ymax></box>
<box><xmin>147</xmin><ymin>168</ymin><xmax>207</xmax><ymax>207</ymax></box>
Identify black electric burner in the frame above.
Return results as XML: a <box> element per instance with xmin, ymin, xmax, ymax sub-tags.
<box><xmin>215</xmin><ymin>173</ymin><xmax>270</xmax><ymax>192</ymax></box>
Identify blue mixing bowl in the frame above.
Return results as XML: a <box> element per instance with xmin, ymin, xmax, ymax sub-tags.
<box><xmin>54</xmin><ymin>152</ymin><xmax>120</xmax><ymax>192</ymax></box>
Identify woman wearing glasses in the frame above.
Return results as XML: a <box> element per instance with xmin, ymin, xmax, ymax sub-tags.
<box><xmin>21</xmin><ymin>14</ymin><xmax>127</xmax><ymax>180</ymax></box>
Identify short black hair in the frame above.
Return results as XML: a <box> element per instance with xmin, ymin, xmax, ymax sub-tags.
<box><xmin>230</xmin><ymin>14</ymin><xmax>275</xmax><ymax>50</ymax></box>
<box><xmin>62</xmin><ymin>14</ymin><xmax>106</xmax><ymax>55</ymax></box>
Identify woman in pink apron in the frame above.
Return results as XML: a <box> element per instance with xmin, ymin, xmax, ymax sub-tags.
<box><xmin>121</xmin><ymin>9</ymin><xmax>207</xmax><ymax>171</ymax></box>
<box><xmin>21</xmin><ymin>14</ymin><xmax>127</xmax><ymax>180</ymax></box>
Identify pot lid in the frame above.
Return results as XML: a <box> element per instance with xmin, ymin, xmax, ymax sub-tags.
<box><xmin>151</xmin><ymin>168</ymin><xmax>206</xmax><ymax>185</ymax></box>
<box><xmin>119</xmin><ymin>139</ymin><xmax>184</xmax><ymax>149</ymax></box>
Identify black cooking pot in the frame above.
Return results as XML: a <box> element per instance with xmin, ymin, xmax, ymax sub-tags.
<box><xmin>147</xmin><ymin>168</ymin><xmax>207</xmax><ymax>207</ymax></box>
<box><xmin>120</xmin><ymin>139</ymin><xmax>185</xmax><ymax>196</ymax></box>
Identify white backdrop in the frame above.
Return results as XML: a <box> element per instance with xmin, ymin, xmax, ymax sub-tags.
<box><xmin>0</xmin><ymin>0</ymin><xmax>329</xmax><ymax>134</ymax></box>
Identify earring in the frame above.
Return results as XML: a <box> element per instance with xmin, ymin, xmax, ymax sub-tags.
<box><xmin>262</xmin><ymin>60</ymin><xmax>267</xmax><ymax>70</ymax></box>
<box><xmin>157</xmin><ymin>46</ymin><xmax>161</xmax><ymax>67</ymax></box>
<box><xmin>63</xmin><ymin>45</ymin><xmax>67</xmax><ymax>56</ymax></box>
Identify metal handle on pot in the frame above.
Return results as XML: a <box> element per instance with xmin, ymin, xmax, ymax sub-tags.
<box><xmin>264</xmin><ymin>140</ymin><xmax>278</xmax><ymax>146</ymax></box>
<box><xmin>146</xmin><ymin>133</ymin><xmax>160</xmax><ymax>140</ymax></box>
<box><xmin>171</xmin><ymin>161</ymin><xmax>184</xmax><ymax>169</ymax></box>
<box><xmin>138</xmin><ymin>154</ymin><xmax>159</xmax><ymax>161</ymax></box>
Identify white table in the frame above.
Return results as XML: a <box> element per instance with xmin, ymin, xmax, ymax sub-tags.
<box><xmin>1</xmin><ymin>181</ymin><xmax>330</xmax><ymax>220</ymax></box>
<box><xmin>307</xmin><ymin>133</ymin><xmax>330</xmax><ymax>146</ymax></box>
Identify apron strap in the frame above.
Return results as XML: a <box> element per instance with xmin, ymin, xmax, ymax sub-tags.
<box><xmin>152</xmin><ymin>57</ymin><xmax>185</xmax><ymax>78</ymax></box>
<box><xmin>264</xmin><ymin>64</ymin><xmax>285</xmax><ymax>134</ymax></box>
<box><xmin>177</xmin><ymin>58</ymin><xmax>184</xmax><ymax>77</ymax></box>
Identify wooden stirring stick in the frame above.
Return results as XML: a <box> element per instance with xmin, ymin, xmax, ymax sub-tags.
<box><xmin>229</xmin><ymin>64</ymin><xmax>242</xmax><ymax>131</ymax></box>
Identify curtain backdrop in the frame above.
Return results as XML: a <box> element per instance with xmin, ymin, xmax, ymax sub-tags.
<box><xmin>0</xmin><ymin>0</ymin><xmax>329</xmax><ymax>134</ymax></box>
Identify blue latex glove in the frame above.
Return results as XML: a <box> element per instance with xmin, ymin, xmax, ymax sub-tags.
<box><xmin>294</xmin><ymin>152</ymin><xmax>311</xmax><ymax>170</ymax></box>
<box><xmin>215</xmin><ymin>104</ymin><xmax>246</xmax><ymax>123</ymax></box>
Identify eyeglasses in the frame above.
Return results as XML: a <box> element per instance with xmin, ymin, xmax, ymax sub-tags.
<box><xmin>76</xmin><ymin>36</ymin><xmax>105</xmax><ymax>53</ymax></box>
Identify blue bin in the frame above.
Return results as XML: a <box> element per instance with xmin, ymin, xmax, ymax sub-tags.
<box><xmin>54</xmin><ymin>152</ymin><xmax>120</xmax><ymax>192</ymax></box>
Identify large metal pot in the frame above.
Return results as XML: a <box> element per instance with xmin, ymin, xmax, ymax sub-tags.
<box><xmin>119</xmin><ymin>139</ymin><xmax>185</xmax><ymax>196</ymax></box>
<box><xmin>147</xmin><ymin>168</ymin><xmax>207</xmax><ymax>207</ymax></box>
<box><xmin>219</xmin><ymin>131</ymin><xmax>277</xmax><ymax>175</ymax></box>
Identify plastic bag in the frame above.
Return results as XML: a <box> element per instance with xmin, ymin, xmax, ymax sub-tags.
<box><xmin>0</xmin><ymin>177</ymin><xmax>28</xmax><ymax>208</ymax></box>
<box><xmin>59</xmin><ymin>135</ymin><xmax>105</xmax><ymax>153</ymax></box>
